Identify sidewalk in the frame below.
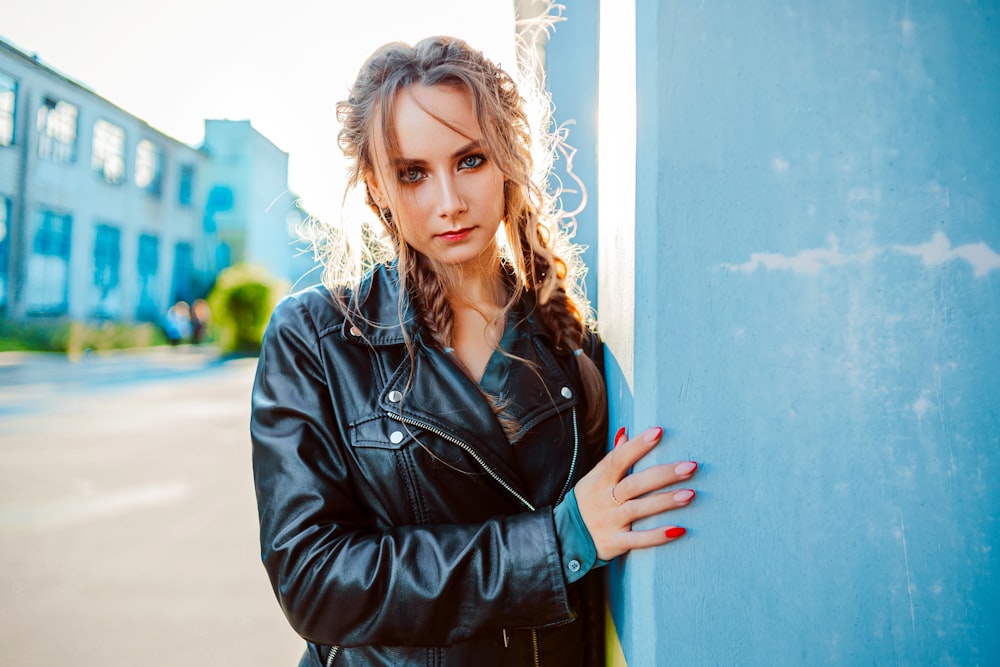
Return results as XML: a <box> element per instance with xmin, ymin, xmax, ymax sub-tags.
<box><xmin>0</xmin><ymin>342</ymin><xmax>225</xmax><ymax>367</ymax></box>
<box><xmin>0</xmin><ymin>352</ymin><xmax>302</xmax><ymax>665</ymax></box>
<box><xmin>0</xmin><ymin>345</ymin><xmax>248</xmax><ymax>414</ymax></box>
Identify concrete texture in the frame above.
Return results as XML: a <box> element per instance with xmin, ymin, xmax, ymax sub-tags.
<box><xmin>592</xmin><ymin>1</ymin><xmax>1000</xmax><ymax>664</ymax></box>
<box><xmin>0</xmin><ymin>348</ymin><xmax>303</xmax><ymax>666</ymax></box>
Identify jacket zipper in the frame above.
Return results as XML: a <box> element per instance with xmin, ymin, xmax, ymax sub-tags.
<box><xmin>389</xmin><ymin>407</ymin><xmax>578</xmax><ymax>667</ymax></box>
<box><xmin>385</xmin><ymin>412</ymin><xmax>536</xmax><ymax>511</ymax></box>
<box><xmin>555</xmin><ymin>408</ymin><xmax>579</xmax><ymax>505</ymax></box>
<box><xmin>385</xmin><ymin>407</ymin><xmax>579</xmax><ymax>512</ymax></box>
<box><xmin>325</xmin><ymin>645</ymin><xmax>339</xmax><ymax>666</ymax></box>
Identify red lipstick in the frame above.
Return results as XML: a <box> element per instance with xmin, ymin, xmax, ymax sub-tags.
<box><xmin>438</xmin><ymin>228</ymin><xmax>473</xmax><ymax>242</ymax></box>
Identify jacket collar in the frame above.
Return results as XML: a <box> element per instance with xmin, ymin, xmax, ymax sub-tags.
<box><xmin>337</xmin><ymin>263</ymin><xmax>414</xmax><ymax>347</ymax></box>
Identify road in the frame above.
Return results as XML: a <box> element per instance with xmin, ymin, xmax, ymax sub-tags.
<box><xmin>0</xmin><ymin>347</ymin><xmax>304</xmax><ymax>666</ymax></box>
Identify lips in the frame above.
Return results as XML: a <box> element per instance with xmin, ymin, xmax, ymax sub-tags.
<box><xmin>437</xmin><ymin>227</ymin><xmax>474</xmax><ymax>242</ymax></box>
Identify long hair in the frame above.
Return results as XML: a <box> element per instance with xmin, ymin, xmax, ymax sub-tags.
<box><xmin>326</xmin><ymin>35</ymin><xmax>606</xmax><ymax>440</ymax></box>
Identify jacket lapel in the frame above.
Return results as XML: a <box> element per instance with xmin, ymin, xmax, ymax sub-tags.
<box><xmin>342</xmin><ymin>266</ymin><xmax>526</xmax><ymax>496</ymax></box>
<box><xmin>379</xmin><ymin>342</ymin><xmax>530</xmax><ymax>500</ymax></box>
<box><xmin>345</xmin><ymin>264</ymin><xmax>580</xmax><ymax>506</ymax></box>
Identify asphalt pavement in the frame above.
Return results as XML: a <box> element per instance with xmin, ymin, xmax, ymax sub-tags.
<box><xmin>0</xmin><ymin>346</ymin><xmax>304</xmax><ymax>666</ymax></box>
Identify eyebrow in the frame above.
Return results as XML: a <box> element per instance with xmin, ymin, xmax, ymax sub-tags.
<box><xmin>394</xmin><ymin>140</ymin><xmax>484</xmax><ymax>168</ymax></box>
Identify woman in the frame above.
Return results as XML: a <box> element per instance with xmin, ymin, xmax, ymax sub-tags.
<box><xmin>251</xmin><ymin>36</ymin><xmax>698</xmax><ymax>666</ymax></box>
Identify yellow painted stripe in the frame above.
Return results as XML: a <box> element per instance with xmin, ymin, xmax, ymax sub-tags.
<box><xmin>605</xmin><ymin>604</ymin><xmax>627</xmax><ymax>666</ymax></box>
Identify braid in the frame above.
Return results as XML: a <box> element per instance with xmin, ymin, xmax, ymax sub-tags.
<box><xmin>410</xmin><ymin>249</ymin><xmax>524</xmax><ymax>442</ymax></box>
<box><xmin>538</xmin><ymin>289</ymin><xmax>583</xmax><ymax>351</ymax></box>
<box><xmin>514</xmin><ymin>212</ymin><xmax>607</xmax><ymax>442</ymax></box>
<box><xmin>410</xmin><ymin>252</ymin><xmax>455</xmax><ymax>349</ymax></box>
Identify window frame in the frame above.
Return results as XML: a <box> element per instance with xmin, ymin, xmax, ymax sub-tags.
<box><xmin>178</xmin><ymin>163</ymin><xmax>195</xmax><ymax>207</ymax></box>
<box><xmin>36</xmin><ymin>96</ymin><xmax>79</xmax><ymax>162</ymax></box>
<box><xmin>92</xmin><ymin>222</ymin><xmax>122</xmax><ymax>295</ymax></box>
<box><xmin>92</xmin><ymin>119</ymin><xmax>127</xmax><ymax>185</ymax></box>
<box><xmin>0</xmin><ymin>71</ymin><xmax>16</xmax><ymax>148</ymax></box>
<box><xmin>135</xmin><ymin>139</ymin><xmax>164</xmax><ymax>195</ymax></box>
<box><xmin>0</xmin><ymin>196</ymin><xmax>11</xmax><ymax>292</ymax></box>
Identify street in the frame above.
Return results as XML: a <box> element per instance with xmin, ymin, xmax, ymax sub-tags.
<box><xmin>0</xmin><ymin>348</ymin><xmax>304</xmax><ymax>666</ymax></box>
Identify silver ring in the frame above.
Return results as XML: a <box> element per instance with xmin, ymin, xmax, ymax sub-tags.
<box><xmin>610</xmin><ymin>484</ymin><xmax>624</xmax><ymax>506</ymax></box>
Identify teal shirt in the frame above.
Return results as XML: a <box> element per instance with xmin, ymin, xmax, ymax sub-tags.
<box><xmin>554</xmin><ymin>488</ymin><xmax>611</xmax><ymax>583</ymax></box>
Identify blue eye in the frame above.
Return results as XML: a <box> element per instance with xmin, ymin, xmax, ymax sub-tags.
<box><xmin>460</xmin><ymin>155</ymin><xmax>486</xmax><ymax>170</ymax></box>
<box><xmin>399</xmin><ymin>168</ymin><xmax>424</xmax><ymax>184</ymax></box>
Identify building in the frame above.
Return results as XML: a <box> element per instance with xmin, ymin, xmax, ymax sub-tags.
<box><xmin>201</xmin><ymin>119</ymin><xmax>312</xmax><ymax>290</ymax></box>
<box><xmin>0</xmin><ymin>37</ymin><xmax>311</xmax><ymax>326</ymax></box>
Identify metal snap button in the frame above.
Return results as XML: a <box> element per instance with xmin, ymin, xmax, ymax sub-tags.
<box><xmin>349</xmin><ymin>325</ymin><xmax>361</xmax><ymax>336</ymax></box>
<box><xmin>561</xmin><ymin>386</ymin><xmax>573</xmax><ymax>399</ymax></box>
<box><xmin>389</xmin><ymin>431</ymin><xmax>404</xmax><ymax>445</ymax></box>
<box><xmin>387</xmin><ymin>390</ymin><xmax>403</xmax><ymax>403</ymax></box>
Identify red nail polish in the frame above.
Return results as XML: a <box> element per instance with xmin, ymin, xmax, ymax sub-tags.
<box><xmin>614</xmin><ymin>426</ymin><xmax>626</xmax><ymax>447</ymax></box>
<box><xmin>674</xmin><ymin>461</ymin><xmax>698</xmax><ymax>476</ymax></box>
<box><xmin>673</xmin><ymin>489</ymin><xmax>695</xmax><ymax>503</ymax></box>
<box><xmin>652</xmin><ymin>426</ymin><xmax>663</xmax><ymax>440</ymax></box>
<box><xmin>665</xmin><ymin>526</ymin><xmax>686</xmax><ymax>539</ymax></box>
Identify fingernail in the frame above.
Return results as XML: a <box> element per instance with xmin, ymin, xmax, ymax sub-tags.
<box><xmin>613</xmin><ymin>426</ymin><xmax>626</xmax><ymax>447</ymax></box>
<box><xmin>646</xmin><ymin>426</ymin><xmax>663</xmax><ymax>443</ymax></box>
<box><xmin>665</xmin><ymin>526</ymin><xmax>686</xmax><ymax>539</ymax></box>
<box><xmin>674</xmin><ymin>461</ymin><xmax>698</xmax><ymax>476</ymax></box>
<box><xmin>673</xmin><ymin>489</ymin><xmax>695</xmax><ymax>503</ymax></box>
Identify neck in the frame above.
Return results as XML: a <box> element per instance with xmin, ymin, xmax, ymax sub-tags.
<box><xmin>441</xmin><ymin>245</ymin><xmax>505</xmax><ymax>311</ymax></box>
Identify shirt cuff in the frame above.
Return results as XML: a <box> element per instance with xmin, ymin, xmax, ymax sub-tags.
<box><xmin>553</xmin><ymin>488</ymin><xmax>610</xmax><ymax>583</ymax></box>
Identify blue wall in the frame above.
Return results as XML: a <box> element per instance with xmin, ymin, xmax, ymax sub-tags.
<box><xmin>544</xmin><ymin>0</ymin><xmax>601</xmax><ymax>305</ymax></box>
<box><xmin>589</xmin><ymin>1</ymin><xmax>1000</xmax><ymax>664</ymax></box>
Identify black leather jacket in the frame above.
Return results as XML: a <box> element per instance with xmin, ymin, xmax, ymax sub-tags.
<box><xmin>251</xmin><ymin>265</ymin><xmax>607</xmax><ymax>666</ymax></box>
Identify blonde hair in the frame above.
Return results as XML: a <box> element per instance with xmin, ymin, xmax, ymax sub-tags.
<box><xmin>323</xmin><ymin>34</ymin><xmax>606</xmax><ymax>440</ymax></box>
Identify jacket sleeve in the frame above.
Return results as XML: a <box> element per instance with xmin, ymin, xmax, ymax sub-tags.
<box><xmin>250</xmin><ymin>296</ymin><xmax>577</xmax><ymax>648</ymax></box>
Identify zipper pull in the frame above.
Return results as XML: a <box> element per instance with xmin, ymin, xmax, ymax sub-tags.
<box><xmin>502</xmin><ymin>628</ymin><xmax>510</xmax><ymax>648</ymax></box>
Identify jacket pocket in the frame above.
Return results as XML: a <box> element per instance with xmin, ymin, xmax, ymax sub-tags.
<box><xmin>349</xmin><ymin>416</ymin><xmax>425</xmax><ymax>450</ymax></box>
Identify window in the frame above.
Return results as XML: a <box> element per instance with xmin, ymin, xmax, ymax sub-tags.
<box><xmin>33</xmin><ymin>210</ymin><xmax>72</xmax><ymax>258</ymax></box>
<box><xmin>0</xmin><ymin>72</ymin><xmax>16</xmax><ymax>147</ymax></box>
<box><xmin>171</xmin><ymin>242</ymin><xmax>194</xmax><ymax>302</ymax></box>
<box><xmin>93</xmin><ymin>224</ymin><xmax>121</xmax><ymax>294</ymax></box>
<box><xmin>136</xmin><ymin>232</ymin><xmax>160</xmax><ymax>320</ymax></box>
<box><xmin>135</xmin><ymin>139</ymin><xmax>163</xmax><ymax>194</ymax></box>
<box><xmin>0</xmin><ymin>197</ymin><xmax>10</xmax><ymax>307</ymax></box>
<box><xmin>25</xmin><ymin>209</ymin><xmax>72</xmax><ymax>314</ymax></box>
<box><xmin>36</xmin><ymin>97</ymin><xmax>78</xmax><ymax>162</ymax></box>
<box><xmin>92</xmin><ymin>120</ymin><xmax>126</xmax><ymax>184</ymax></box>
<box><xmin>178</xmin><ymin>164</ymin><xmax>195</xmax><ymax>206</ymax></box>
<box><xmin>138</xmin><ymin>232</ymin><xmax>159</xmax><ymax>277</ymax></box>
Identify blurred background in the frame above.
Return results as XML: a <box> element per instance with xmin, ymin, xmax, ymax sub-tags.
<box><xmin>0</xmin><ymin>1</ymin><xmax>520</xmax><ymax>664</ymax></box>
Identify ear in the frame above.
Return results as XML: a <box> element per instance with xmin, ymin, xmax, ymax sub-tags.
<box><xmin>365</xmin><ymin>172</ymin><xmax>386</xmax><ymax>208</ymax></box>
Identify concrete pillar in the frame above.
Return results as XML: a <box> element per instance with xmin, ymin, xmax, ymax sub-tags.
<box><xmin>596</xmin><ymin>1</ymin><xmax>1000</xmax><ymax>664</ymax></box>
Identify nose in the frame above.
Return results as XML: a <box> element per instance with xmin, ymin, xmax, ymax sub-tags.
<box><xmin>436</xmin><ymin>174</ymin><xmax>467</xmax><ymax>220</ymax></box>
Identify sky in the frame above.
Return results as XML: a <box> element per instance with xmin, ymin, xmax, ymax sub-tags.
<box><xmin>0</xmin><ymin>0</ymin><xmax>517</xmax><ymax>223</ymax></box>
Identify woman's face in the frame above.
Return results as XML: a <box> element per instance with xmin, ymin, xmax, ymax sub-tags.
<box><xmin>367</xmin><ymin>84</ymin><xmax>505</xmax><ymax>270</ymax></box>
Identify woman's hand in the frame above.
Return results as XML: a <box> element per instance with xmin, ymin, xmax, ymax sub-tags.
<box><xmin>574</xmin><ymin>426</ymin><xmax>698</xmax><ymax>561</ymax></box>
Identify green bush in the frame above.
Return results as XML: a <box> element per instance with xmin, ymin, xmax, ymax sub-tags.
<box><xmin>0</xmin><ymin>318</ymin><xmax>164</xmax><ymax>355</ymax></box>
<box><xmin>207</xmin><ymin>264</ymin><xmax>287</xmax><ymax>355</ymax></box>
<box><xmin>0</xmin><ymin>319</ymin><xmax>69</xmax><ymax>352</ymax></box>
<box><xmin>67</xmin><ymin>320</ymin><xmax>163</xmax><ymax>358</ymax></box>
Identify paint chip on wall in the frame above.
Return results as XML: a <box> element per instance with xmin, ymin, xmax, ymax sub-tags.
<box><xmin>722</xmin><ymin>232</ymin><xmax>1000</xmax><ymax>277</ymax></box>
